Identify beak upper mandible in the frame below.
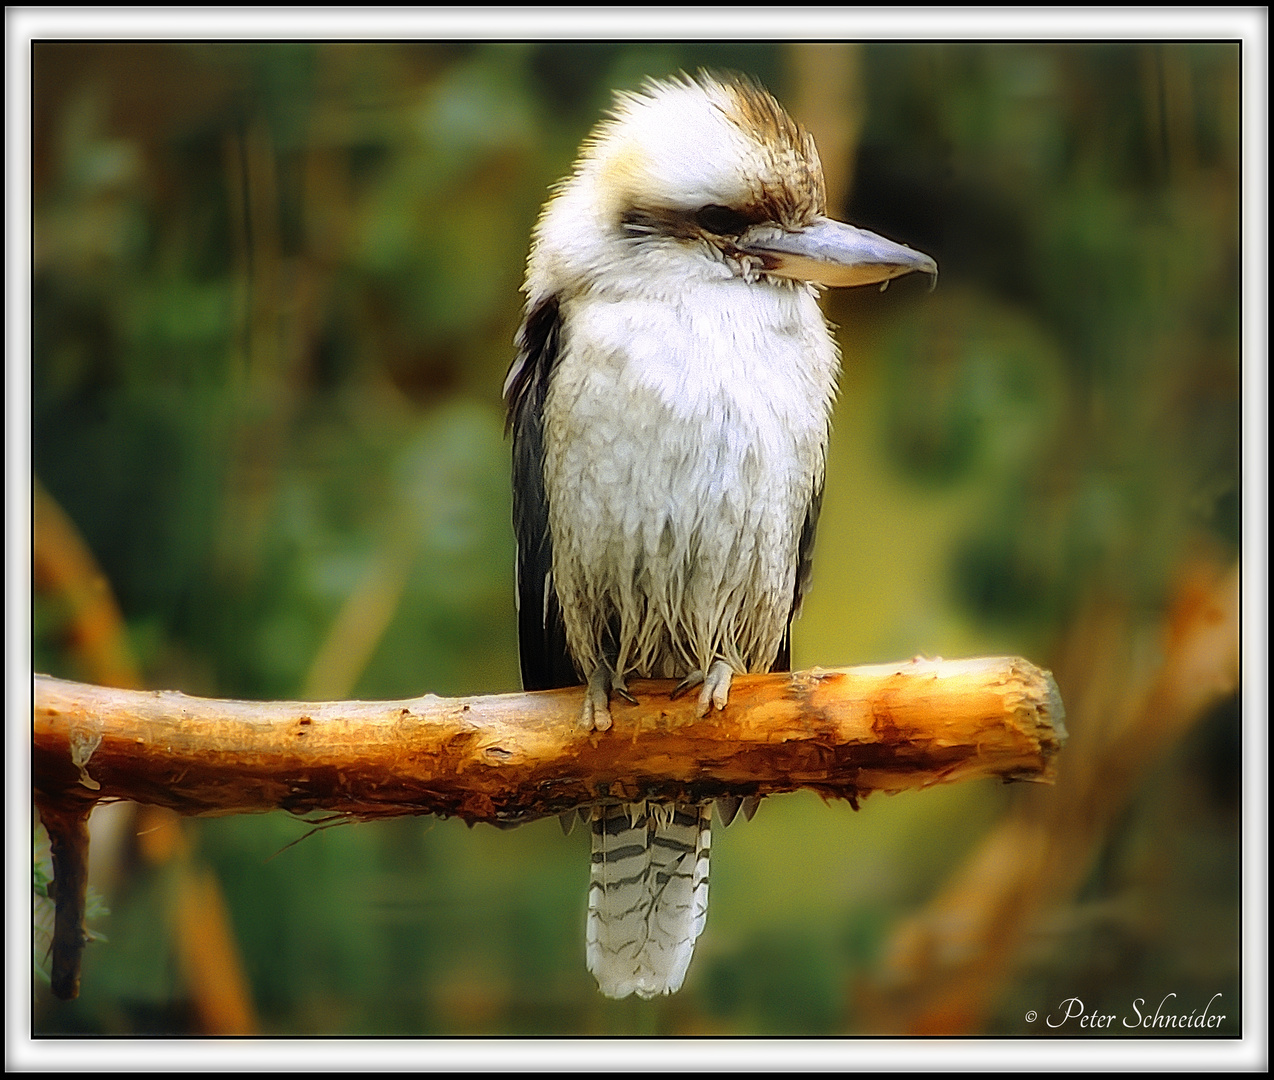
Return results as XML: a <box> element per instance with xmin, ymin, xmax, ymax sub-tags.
<box><xmin>740</xmin><ymin>216</ymin><xmax>937</xmax><ymax>289</ymax></box>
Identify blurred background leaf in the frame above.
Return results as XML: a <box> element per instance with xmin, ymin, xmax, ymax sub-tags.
<box><xmin>31</xmin><ymin>40</ymin><xmax>1241</xmax><ymax>1036</ymax></box>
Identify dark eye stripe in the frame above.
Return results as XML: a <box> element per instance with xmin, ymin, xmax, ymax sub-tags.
<box><xmin>694</xmin><ymin>204</ymin><xmax>753</xmax><ymax>236</ymax></box>
<box><xmin>619</xmin><ymin>204</ymin><xmax>768</xmax><ymax>242</ymax></box>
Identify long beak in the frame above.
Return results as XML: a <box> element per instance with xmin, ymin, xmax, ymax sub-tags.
<box><xmin>741</xmin><ymin>216</ymin><xmax>937</xmax><ymax>289</ymax></box>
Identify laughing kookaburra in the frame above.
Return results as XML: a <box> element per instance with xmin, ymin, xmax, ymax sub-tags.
<box><xmin>504</xmin><ymin>72</ymin><xmax>937</xmax><ymax>1000</ymax></box>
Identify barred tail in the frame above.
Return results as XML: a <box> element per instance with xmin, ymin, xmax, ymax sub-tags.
<box><xmin>586</xmin><ymin>801</ymin><xmax>710</xmax><ymax>999</ymax></box>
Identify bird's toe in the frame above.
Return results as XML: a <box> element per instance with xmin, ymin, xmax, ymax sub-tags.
<box><xmin>696</xmin><ymin>661</ymin><xmax>733</xmax><ymax>717</ymax></box>
<box><xmin>581</xmin><ymin>666</ymin><xmax>615</xmax><ymax>731</ymax></box>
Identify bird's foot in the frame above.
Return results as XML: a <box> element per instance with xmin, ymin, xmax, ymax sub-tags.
<box><xmin>671</xmin><ymin>660</ymin><xmax>733</xmax><ymax>717</ymax></box>
<box><xmin>580</xmin><ymin>665</ymin><xmax>636</xmax><ymax>732</ymax></box>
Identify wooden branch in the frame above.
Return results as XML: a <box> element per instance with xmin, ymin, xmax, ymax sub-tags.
<box><xmin>33</xmin><ymin>655</ymin><xmax>1064</xmax><ymax>1001</ymax></box>
<box><xmin>35</xmin><ymin>657</ymin><xmax>1065</xmax><ymax>825</ymax></box>
<box><xmin>37</xmin><ymin>801</ymin><xmax>92</xmax><ymax>1002</ymax></box>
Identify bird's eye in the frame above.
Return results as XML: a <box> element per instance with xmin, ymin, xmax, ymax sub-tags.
<box><xmin>694</xmin><ymin>204</ymin><xmax>752</xmax><ymax>236</ymax></box>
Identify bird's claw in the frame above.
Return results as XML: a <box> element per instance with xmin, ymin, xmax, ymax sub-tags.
<box><xmin>670</xmin><ymin>670</ymin><xmax>704</xmax><ymax>700</ymax></box>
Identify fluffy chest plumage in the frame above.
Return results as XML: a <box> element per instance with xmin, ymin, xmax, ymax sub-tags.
<box><xmin>541</xmin><ymin>278</ymin><xmax>838</xmax><ymax>679</ymax></box>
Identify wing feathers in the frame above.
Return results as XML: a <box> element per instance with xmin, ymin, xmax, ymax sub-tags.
<box><xmin>772</xmin><ymin>479</ymin><xmax>825</xmax><ymax>674</ymax></box>
<box><xmin>506</xmin><ymin>296</ymin><xmax>579</xmax><ymax>690</ymax></box>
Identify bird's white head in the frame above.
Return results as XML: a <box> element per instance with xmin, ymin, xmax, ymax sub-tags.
<box><xmin>526</xmin><ymin>72</ymin><xmax>936</xmax><ymax>301</ymax></box>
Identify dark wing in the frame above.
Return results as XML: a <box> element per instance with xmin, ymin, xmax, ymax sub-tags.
<box><xmin>771</xmin><ymin>479</ymin><xmax>825</xmax><ymax>674</ymax></box>
<box><xmin>505</xmin><ymin>296</ymin><xmax>580</xmax><ymax>690</ymax></box>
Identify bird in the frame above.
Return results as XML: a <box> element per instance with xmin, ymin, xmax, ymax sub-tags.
<box><xmin>504</xmin><ymin>71</ymin><xmax>936</xmax><ymax>1000</ymax></box>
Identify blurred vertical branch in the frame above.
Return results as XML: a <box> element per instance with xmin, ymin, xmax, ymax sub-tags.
<box><xmin>134</xmin><ymin>805</ymin><xmax>259</xmax><ymax>1034</ymax></box>
<box><xmin>34</xmin><ymin>480</ymin><xmax>143</xmax><ymax>690</ymax></box>
<box><xmin>300</xmin><ymin>533</ymin><xmax>415</xmax><ymax>700</ymax></box>
<box><xmin>786</xmin><ymin>43</ymin><xmax>866</xmax><ymax>213</ymax></box>
<box><xmin>216</xmin><ymin>118</ymin><xmax>291</xmax><ymax>583</ymax></box>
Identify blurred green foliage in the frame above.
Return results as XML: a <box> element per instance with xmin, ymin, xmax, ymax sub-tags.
<box><xmin>32</xmin><ymin>42</ymin><xmax>1240</xmax><ymax>1036</ymax></box>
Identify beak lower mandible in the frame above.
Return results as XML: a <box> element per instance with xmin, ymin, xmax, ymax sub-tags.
<box><xmin>741</xmin><ymin>216</ymin><xmax>937</xmax><ymax>289</ymax></box>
